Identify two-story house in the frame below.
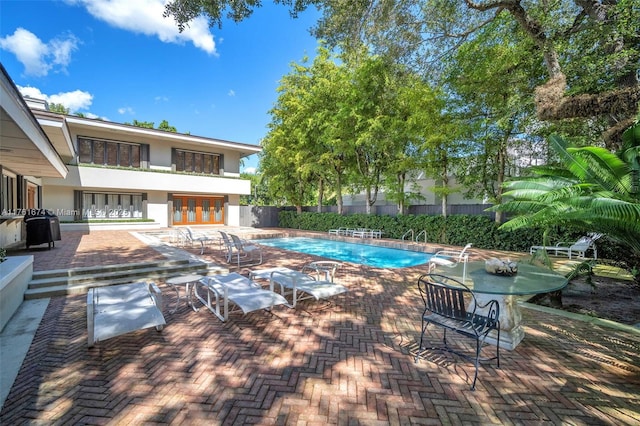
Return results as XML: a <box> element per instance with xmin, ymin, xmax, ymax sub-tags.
<box><xmin>1</xmin><ymin>63</ymin><xmax>260</xmax><ymax>247</ymax></box>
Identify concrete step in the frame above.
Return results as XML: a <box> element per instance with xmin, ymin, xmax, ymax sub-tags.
<box><xmin>31</xmin><ymin>259</ymin><xmax>191</xmax><ymax>280</ymax></box>
<box><xmin>25</xmin><ymin>260</ymin><xmax>226</xmax><ymax>300</ymax></box>
<box><xmin>29</xmin><ymin>261</ymin><xmax>206</xmax><ymax>289</ymax></box>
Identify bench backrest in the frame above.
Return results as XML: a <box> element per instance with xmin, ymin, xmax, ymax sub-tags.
<box><xmin>418</xmin><ymin>274</ymin><xmax>470</xmax><ymax>320</ymax></box>
<box><xmin>417</xmin><ymin>274</ymin><xmax>499</xmax><ymax>328</ymax></box>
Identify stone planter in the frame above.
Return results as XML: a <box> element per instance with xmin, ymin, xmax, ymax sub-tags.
<box><xmin>0</xmin><ymin>255</ymin><xmax>34</xmax><ymax>332</ymax></box>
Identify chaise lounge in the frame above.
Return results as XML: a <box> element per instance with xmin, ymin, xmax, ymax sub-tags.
<box><xmin>250</xmin><ymin>261</ymin><xmax>348</xmax><ymax>308</ymax></box>
<box><xmin>195</xmin><ymin>273</ymin><xmax>287</xmax><ymax>321</ymax></box>
<box><xmin>87</xmin><ymin>281</ymin><xmax>166</xmax><ymax>347</ymax></box>
<box><xmin>529</xmin><ymin>233</ymin><xmax>602</xmax><ymax>259</ymax></box>
<box><xmin>428</xmin><ymin>243</ymin><xmax>473</xmax><ymax>282</ymax></box>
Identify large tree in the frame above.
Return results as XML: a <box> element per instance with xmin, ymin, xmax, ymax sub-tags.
<box><xmin>307</xmin><ymin>0</ymin><xmax>640</xmax><ymax>148</ymax></box>
<box><xmin>260</xmin><ymin>63</ymin><xmax>318</xmax><ymax>212</ymax></box>
<box><xmin>444</xmin><ymin>13</ymin><xmax>547</xmax><ymax>222</ymax></box>
<box><xmin>261</xmin><ymin>47</ymin><xmax>356</xmax><ymax>212</ymax></box>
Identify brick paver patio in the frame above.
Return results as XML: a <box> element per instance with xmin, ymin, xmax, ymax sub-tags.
<box><xmin>1</xmin><ymin>229</ymin><xmax>639</xmax><ymax>424</ymax></box>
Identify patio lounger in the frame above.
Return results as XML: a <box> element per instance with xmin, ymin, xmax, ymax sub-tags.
<box><xmin>184</xmin><ymin>226</ymin><xmax>214</xmax><ymax>255</ymax></box>
<box><xmin>229</xmin><ymin>233</ymin><xmax>263</xmax><ymax>267</ymax></box>
<box><xmin>428</xmin><ymin>243</ymin><xmax>473</xmax><ymax>282</ymax></box>
<box><xmin>328</xmin><ymin>227</ymin><xmax>348</xmax><ymax>236</ymax></box>
<box><xmin>87</xmin><ymin>281</ymin><xmax>166</xmax><ymax>347</ymax></box>
<box><xmin>529</xmin><ymin>233</ymin><xmax>602</xmax><ymax>259</ymax></box>
<box><xmin>351</xmin><ymin>228</ymin><xmax>371</xmax><ymax>238</ymax></box>
<box><xmin>250</xmin><ymin>261</ymin><xmax>347</xmax><ymax>308</ymax></box>
<box><xmin>218</xmin><ymin>230</ymin><xmax>235</xmax><ymax>262</ymax></box>
<box><xmin>195</xmin><ymin>273</ymin><xmax>287</xmax><ymax>321</ymax></box>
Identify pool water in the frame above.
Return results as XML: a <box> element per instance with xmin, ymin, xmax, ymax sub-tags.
<box><xmin>254</xmin><ymin>237</ymin><xmax>431</xmax><ymax>268</ymax></box>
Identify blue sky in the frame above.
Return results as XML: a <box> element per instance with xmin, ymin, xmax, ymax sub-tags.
<box><xmin>0</xmin><ymin>0</ymin><xmax>321</xmax><ymax>172</ymax></box>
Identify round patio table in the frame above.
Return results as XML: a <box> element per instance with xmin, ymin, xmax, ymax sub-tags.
<box><xmin>438</xmin><ymin>261</ymin><xmax>568</xmax><ymax>350</ymax></box>
<box><xmin>166</xmin><ymin>274</ymin><xmax>203</xmax><ymax>314</ymax></box>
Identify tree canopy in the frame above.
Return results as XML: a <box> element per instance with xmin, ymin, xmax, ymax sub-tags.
<box><xmin>165</xmin><ymin>0</ymin><xmax>640</xmax><ymax>148</ymax></box>
<box><xmin>125</xmin><ymin>119</ymin><xmax>179</xmax><ymax>132</ymax></box>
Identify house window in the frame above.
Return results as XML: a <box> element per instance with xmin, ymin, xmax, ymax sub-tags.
<box><xmin>1</xmin><ymin>174</ymin><xmax>15</xmax><ymax>214</ymax></box>
<box><xmin>78</xmin><ymin>137</ymin><xmax>144</xmax><ymax>168</ymax></box>
<box><xmin>173</xmin><ymin>149</ymin><xmax>221</xmax><ymax>175</ymax></box>
<box><xmin>82</xmin><ymin>192</ymin><xmax>144</xmax><ymax>219</ymax></box>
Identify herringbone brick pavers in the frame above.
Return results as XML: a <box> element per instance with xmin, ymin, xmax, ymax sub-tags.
<box><xmin>1</xmin><ymin>231</ymin><xmax>639</xmax><ymax>425</ymax></box>
<box><xmin>9</xmin><ymin>230</ymin><xmax>166</xmax><ymax>271</ymax></box>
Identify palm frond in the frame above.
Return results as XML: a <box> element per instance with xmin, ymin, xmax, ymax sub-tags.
<box><xmin>568</xmin><ymin>146</ymin><xmax>632</xmax><ymax>195</ymax></box>
<box><xmin>549</xmin><ymin>134</ymin><xmax>597</xmax><ymax>182</ymax></box>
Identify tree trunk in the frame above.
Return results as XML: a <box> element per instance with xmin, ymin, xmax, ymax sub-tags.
<box><xmin>441</xmin><ymin>175</ymin><xmax>448</xmax><ymax>218</ymax></box>
<box><xmin>335</xmin><ymin>172</ymin><xmax>344</xmax><ymax>215</ymax></box>
<box><xmin>317</xmin><ymin>177</ymin><xmax>324</xmax><ymax>213</ymax></box>
<box><xmin>494</xmin><ymin>124</ymin><xmax>510</xmax><ymax>224</ymax></box>
<box><xmin>397</xmin><ymin>172</ymin><xmax>406</xmax><ymax>214</ymax></box>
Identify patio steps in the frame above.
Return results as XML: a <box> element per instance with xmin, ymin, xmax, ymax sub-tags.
<box><xmin>24</xmin><ymin>259</ymin><xmax>226</xmax><ymax>300</ymax></box>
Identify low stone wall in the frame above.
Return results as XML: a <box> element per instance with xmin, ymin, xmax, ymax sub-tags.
<box><xmin>0</xmin><ymin>255</ymin><xmax>34</xmax><ymax>332</ymax></box>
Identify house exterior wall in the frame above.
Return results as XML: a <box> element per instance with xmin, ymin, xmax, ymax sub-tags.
<box><xmin>147</xmin><ymin>191</ymin><xmax>170</xmax><ymax>228</ymax></box>
<box><xmin>36</xmin><ymin>115</ymin><xmax>258</xmax><ymax>227</ymax></box>
<box><xmin>41</xmin><ymin>186</ymin><xmax>75</xmax><ymax>221</ymax></box>
<box><xmin>343</xmin><ymin>177</ymin><xmax>485</xmax><ymax>207</ymax></box>
<box><xmin>226</xmin><ymin>195</ymin><xmax>241</xmax><ymax>227</ymax></box>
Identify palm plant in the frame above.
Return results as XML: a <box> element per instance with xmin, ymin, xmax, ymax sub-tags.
<box><xmin>492</xmin><ymin>117</ymin><xmax>640</xmax><ymax>274</ymax></box>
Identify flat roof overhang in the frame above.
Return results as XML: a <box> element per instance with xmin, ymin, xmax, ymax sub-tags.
<box><xmin>0</xmin><ymin>66</ymin><xmax>68</xmax><ymax>178</ymax></box>
<box><xmin>64</xmin><ymin>116</ymin><xmax>262</xmax><ymax>158</ymax></box>
<box><xmin>32</xmin><ymin>110</ymin><xmax>75</xmax><ymax>162</ymax></box>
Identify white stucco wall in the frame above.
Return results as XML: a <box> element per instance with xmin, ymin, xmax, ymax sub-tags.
<box><xmin>42</xmin><ymin>186</ymin><xmax>77</xmax><ymax>221</ymax></box>
<box><xmin>43</xmin><ymin>166</ymin><xmax>251</xmax><ymax>195</ymax></box>
<box><xmin>147</xmin><ymin>191</ymin><xmax>169</xmax><ymax>227</ymax></box>
<box><xmin>41</xmin><ymin>179</ymin><xmax>245</xmax><ymax>226</ymax></box>
<box><xmin>226</xmin><ymin>195</ymin><xmax>240</xmax><ymax>226</ymax></box>
<box><xmin>0</xmin><ymin>218</ymin><xmax>23</xmax><ymax>248</ymax></box>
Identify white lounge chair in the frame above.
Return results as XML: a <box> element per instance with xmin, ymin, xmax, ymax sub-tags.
<box><xmin>328</xmin><ymin>227</ymin><xmax>348</xmax><ymax>236</ymax></box>
<box><xmin>195</xmin><ymin>273</ymin><xmax>287</xmax><ymax>321</ymax></box>
<box><xmin>184</xmin><ymin>227</ymin><xmax>213</xmax><ymax>255</ymax></box>
<box><xmin>250</xmin><ymin>261</ymin><xmax>347</xmax><ymax>308</ymax></box>
<box><xmin>87</xmin><ymin>281</ymin><xmax>165</xmax><ymax>347</ymax></box>
<box><xmin>530</xmin><ymin>233</ymin><xmax>602</xmax><ymax>259</ymax></box>
<box><xmin>229</xmin><ymin>234</ymin><xmax>263</xmax><ymax>267</ymax></box>
<box><xmin>428</xmin><ymin>243</ymin><xmax>473</xmax><ymax>282</ymax></box>
<box><xmin>218</xmin><ymin>230</ymin><xmax>235</xmax><ymax>262</ymax></box>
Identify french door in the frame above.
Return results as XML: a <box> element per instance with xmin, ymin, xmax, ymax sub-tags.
<box><xmin>172</xmin><ymin>196</ymin><xmax>224</xmax><ymax>225</ymax></box>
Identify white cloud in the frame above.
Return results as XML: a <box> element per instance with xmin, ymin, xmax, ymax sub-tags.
<box><xmin>242</xmin><ymin>167</ymin><xmax>257</xmax><ymax>174</ymax></box>
<box><xmin>50</xmin><ymin>90</ymin><xmax>93</xmax><ymax>111</ymax></box>
<box><xmin>17</xmin><ymin>85</ymin><xmax>93</xmax><ymax>112</ymax></box>
<box><xmin>0</xmin><ymin>28</ymin><xmax>79</xmax><ymax>77</ymax></box>
<box><xmin>154</xmin><ymin>95</ymin><xmax>169</xmax><ymax>102</ymax></box>
<box><xmin>228</xmin><ymin>89</ymin><xmax>236</xmax><ymax>97</ymax></box>
<box><xmin>118</xmin><ymin>106</ymin><xmax>135</xmax><ymax>115</ymax></box>
<box><xmin>68</xmin><ymin>0</ymin><xmax>217</xmax><ymax>55</ymax></box>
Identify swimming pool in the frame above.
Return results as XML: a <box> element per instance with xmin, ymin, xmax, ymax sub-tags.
<box><xmin>254</xmin><ymin>237</ymin><xmax>431</xmax><ymax>268</ymax></box>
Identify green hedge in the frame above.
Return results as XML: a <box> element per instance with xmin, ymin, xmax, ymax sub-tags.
<box><xmin>279</xmin><ymin>211</ymin><xmax>542</xmax><ymax>252</ymax></box>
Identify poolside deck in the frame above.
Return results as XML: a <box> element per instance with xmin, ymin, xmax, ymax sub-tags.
<box><xmin>1</xmin><ymin>228</ymin><xmax>639</xmax><ymax>424</ymax></box>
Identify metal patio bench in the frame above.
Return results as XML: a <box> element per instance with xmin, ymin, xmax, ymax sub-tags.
<box><xmin>415</xmin><ymin>273</ymin><xmax>500</xmax><ymax>390</ymax></box>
